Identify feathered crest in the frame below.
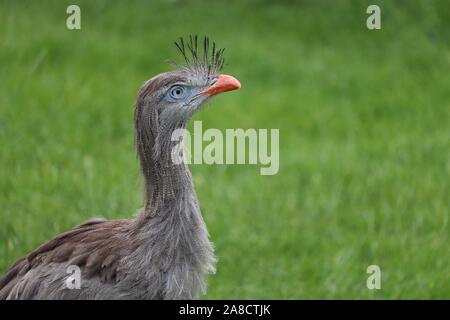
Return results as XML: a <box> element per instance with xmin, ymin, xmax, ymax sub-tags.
<box><xmin>173</xmin><ymin>35</ymin><xmax>225</xmax><ymax>75</ymax></box>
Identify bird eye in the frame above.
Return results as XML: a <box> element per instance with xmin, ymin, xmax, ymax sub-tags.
<box><xmin>168</xmin><ymin>85</ymin><xmax>186</xmax><ymax>100</ymax></box>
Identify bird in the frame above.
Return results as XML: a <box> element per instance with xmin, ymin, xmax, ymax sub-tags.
<box><xmin>0</xmin><ymin>36</ymin><xmax>241</xmax><ymax>300</ymax></box>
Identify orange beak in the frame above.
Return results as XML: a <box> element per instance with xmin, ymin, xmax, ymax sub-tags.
<box><xmin>203</xmin><ymin>74</ymin><xmax>241</xmax><ymax>96</ymax></box>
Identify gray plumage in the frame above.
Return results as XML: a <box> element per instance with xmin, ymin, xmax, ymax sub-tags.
<box><xmin>0</xmin><ymin>36</ymin><xmax>240</xmax><ymax>300</ymax></box>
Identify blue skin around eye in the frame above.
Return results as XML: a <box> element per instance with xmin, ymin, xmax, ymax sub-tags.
<box><xmin>165</xmin><ymin>86</ymin><xmax>200</xmax><ymax>103</ymax></box>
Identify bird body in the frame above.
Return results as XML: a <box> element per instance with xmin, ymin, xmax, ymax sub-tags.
<box><xmin>0</xmin><ymin>36</ymin><xmax>240</xmax><ymax>299</ymax></box>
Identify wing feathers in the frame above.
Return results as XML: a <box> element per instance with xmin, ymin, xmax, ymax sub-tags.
<box><xmin>0</xmin><ymin>218</ymin><xmax>134</xmax><ymax>299</ymax></box>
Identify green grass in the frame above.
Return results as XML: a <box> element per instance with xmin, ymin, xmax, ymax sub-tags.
<box><xmin>0</xmin><ymin>0</ymin><xmax>449</xmax><ymax>299</ymax></box>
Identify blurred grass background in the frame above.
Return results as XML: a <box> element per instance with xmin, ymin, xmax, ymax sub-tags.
<box><xmin>0</xmin><ymin>0</ymin><xmax>449</xmax><ymax>299</ymax></box>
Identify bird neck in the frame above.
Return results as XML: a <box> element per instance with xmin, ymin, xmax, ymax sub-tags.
<box><xmin>132</xmin><ymin>104</ymin><xmax>215</xmax><ymax>298</ymax></box>
<box><xmin>144</xmin><ymin>160</ymin><xmax>195</xmax><ymax>216</ymax></box>
<box><xmin>137</xmin><ymin>120</ymin><xmax>196</xmax><ymax>218</ymax></box>
<box><xmin>132</xmin><ymin>127</ymin><xmax>216</xmax><ymax>298</ymax></box>
<box><xmin>131</xmin><ymin>151</ymin><xmax>215</xmax><ymax>298</ymax></box>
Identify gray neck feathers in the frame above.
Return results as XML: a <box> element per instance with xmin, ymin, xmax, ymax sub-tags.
<box><xmin>132</xmin><ymin>94</ymin><xmax>215</xmax><ymax>298</ymax></box>
<box><xmin>134</xmin><ymin>99</ymin><xmax>192</xmax><ymax>216</ymax></box>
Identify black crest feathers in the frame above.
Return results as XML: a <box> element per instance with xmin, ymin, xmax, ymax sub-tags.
<box><xmin>174</xmin><ymin>35</ymin><xmax>225</xmax><ymax>75</ymax></box>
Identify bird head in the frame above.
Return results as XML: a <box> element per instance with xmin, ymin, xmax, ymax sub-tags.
<box><xmin>135</xmin><ymin>36</ymin><xmax>240</xmax><ymax>129</ymax></box>
<box><xmin>135</xmin><ymin>36</ymin><xmax>240</xmax><ymax>173</ymax></box>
